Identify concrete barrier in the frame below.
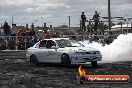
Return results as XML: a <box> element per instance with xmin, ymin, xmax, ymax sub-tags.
<box><xmin>0</xmin><ymin>50</ymin><xmax>26</xmax><ymax>60</ymax></box>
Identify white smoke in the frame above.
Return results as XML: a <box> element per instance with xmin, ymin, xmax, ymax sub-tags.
<box><xmin>80</xmin><ymin>33</ymin><xmax>132</xmax><ymax>63</ymax></box>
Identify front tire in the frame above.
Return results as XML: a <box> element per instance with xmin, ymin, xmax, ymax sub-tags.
<box><xmin>30</xmin><ymin>55</ymin><xmax>38</xmax><ymax>66</ymax></box>
<box><xmin>61</xmin><ymin>54</ymin><xmax>71</xmax><ymax>66</ymax></box>
<box><xmin>91</xmin><ymin>61</ymin><xmax>97</xmax><ymax>67</ymax></box>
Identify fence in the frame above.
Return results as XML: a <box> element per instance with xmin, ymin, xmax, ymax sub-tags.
<box><xmin>0</xmin><ymin>34</ymin><xmax>119</xmax><ymax>50</ymax></box>
<box><xmin>0</xmin><ymin>36</ymin><xmax>33</xmax><ymax>50</ymax></box>
<box><xmin>66</xmin><ymin>34</ymin><xmax>119</xmax><ymax>41</ymax></box>
<box><xmin>0</xmin><ymin>36</ymin><xmax>29</xmax><ymax>62</ymax></box>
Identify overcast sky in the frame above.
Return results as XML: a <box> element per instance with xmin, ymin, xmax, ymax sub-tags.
<box><xmin>0</xmin><ymin>0</ymin><xmax>132</xmax><ymax>27</ymax></box>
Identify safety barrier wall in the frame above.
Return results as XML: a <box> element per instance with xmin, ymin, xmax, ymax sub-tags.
<box><xmin>0</xmin><ymin>50</ymin><xmax>26</xmax><ymax>60</ymax></box>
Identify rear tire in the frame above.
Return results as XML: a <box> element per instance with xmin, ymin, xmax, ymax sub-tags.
<box><xmin>61</xmin><ymin>54</ymin><xmax>71</xmax><ymax>66</ymax></box>
<box><xmin>30</xmin><ymin>55</ymin><xmax>38</xmax><ymax>66</ymax></box>
<box><xmin>91</xmin><ymin>61</ymin><xmax>97</xmax><ymax>67</ymax></box>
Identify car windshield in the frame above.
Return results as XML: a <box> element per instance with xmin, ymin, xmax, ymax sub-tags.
<box><xmin>56</xmin><ymin>39</ymin><xmax>73</xmax><ymax>48</ymax></box>
<box><xmin>69</xmin><ymin>40</ymin><xmax>82</xmax><ymax>47</ymax></box>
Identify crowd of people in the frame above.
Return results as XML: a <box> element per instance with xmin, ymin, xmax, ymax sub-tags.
<box><xmin>0</xmin><ymin>21</ymin><xmax>63</xmax><ymax>50</ymax></box>
<box><xmin>0</xmin><ymin>21</ymin><xmax>39</xmax><ymax>50</ymax></box>
<box><xmin>2</xmin><ymin>21</ymin><xmax>36</xmax><ymax>37</ymax></box>
<box><xmin>0</xmin><ymin>17</ymin><xmax>115</xmax><ymax>50</ymax></box>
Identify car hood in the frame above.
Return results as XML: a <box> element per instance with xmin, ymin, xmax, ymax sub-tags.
<box><xmin>59</xmin><ymin>47</ymin><xmax>99</xmax><ymax>52</ymax></box>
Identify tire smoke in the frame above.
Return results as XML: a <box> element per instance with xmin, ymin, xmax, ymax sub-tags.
<box><xmin>81</xmin><ymin>33</ymin><xmax>132</xmax><ymax>63</ymax></box>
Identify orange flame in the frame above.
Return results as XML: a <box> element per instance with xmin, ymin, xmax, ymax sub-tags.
<box><xmin>78</xmin><ymin>66</ymin><xmax>86</xmax><ymax>76</ymax></box>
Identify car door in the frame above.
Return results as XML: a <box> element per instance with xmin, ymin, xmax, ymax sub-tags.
<box><xmin>46</xmin><ymin>40</ymin><xmax>60</xmax><ymax>63</ymax></box>
<box><xmin>36</xmin><ymin>40</ymin><xmax>48</xmax><ymax>62</ymax></box>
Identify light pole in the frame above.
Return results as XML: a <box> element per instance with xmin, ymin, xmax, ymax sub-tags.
<box><xmin>126</xmin><ymin>18</ymin><xmax>129</xmax><ymax>34</ymax></box>
<box><xmin>108</xmin><ymin>0</ymin><xmax>111</xmax><ymax>30</ymax></box>
<box><xmin>125</xmin><ymin>15</ymin><xmax>129</xmax><ymax>34</ymax></box>
<box><xmin>68</xmin><ymin>16</ymin><xmax>71</xmax><ymax>28</ymax></box>
<box><xmin>67</xmin><ymin>16</ymin><xmax>71</xmax><ymax>37</ymax></box>
<box><xmin>12</xmin><ymin>15</ymin><xmax>14</xmax><ymax>26</ymax></box>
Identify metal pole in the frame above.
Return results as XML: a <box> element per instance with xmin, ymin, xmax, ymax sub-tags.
<box><xmin>68</xmin><ymin>16</ymin><xmax>71</xmax><ymax>36</ymax></box>
<box><xmin>108</xmin><ymin>0</ymin><xmax>111</xmax><ymax>30</ymax></box>
<box><xmin>131</xmin><ymin>22</ymin><xmax>132</xmax><ymax>30</ymax></box>
<box><xmin>127</xmin><ymin>19</ymin><xmax>129</xmax><ymax>34</ymax></box>
<box><xmin>80</xmin><ymin>20</ymin><xmax>82</xmax><ymax>31</ymax></box>
<box><xmin>82</xmin><ymin>20</ymin><xmax>85</xmax><ymax>41</ymax></box>
<box><xmin>89</xmin><ymin>19</ymin><xmax>92</xmax><ymax>35</ymax></box>
<box><xmin>68</xmin><ymin>16</ymin><xmax>71</xmax><ymax>28</ymax></box>
<box><xmin>12</xmin><ymin>15</ymin><xmax>14</xmax><ymax>26</ymax></box>
<box><xmin>121</xmin><ymin>22</ymin><xmax>123</xmax><ymax>34</ymax></box>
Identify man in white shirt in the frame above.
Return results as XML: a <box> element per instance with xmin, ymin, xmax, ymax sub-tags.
<box><xmin>11</xmin><ymin>24</ymin><xmax>18</xmax><ymax>36</ymax></box>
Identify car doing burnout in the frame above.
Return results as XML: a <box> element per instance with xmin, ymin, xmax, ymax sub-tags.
<box><xmin>26</xmin><ymin>38</ymin><xmax>102</xmax><ymax>66</ymax></box>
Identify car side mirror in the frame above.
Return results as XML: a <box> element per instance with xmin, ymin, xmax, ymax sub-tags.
<box><xmin>36</xmin><ymin>44</ymin><xmax>40</xmax><ymax>48</ymax></box>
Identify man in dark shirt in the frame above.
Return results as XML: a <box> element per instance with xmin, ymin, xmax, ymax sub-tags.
<box><xmin>92</xmin><ymin>11</ymin><xmax>100</xmax><ymax>33</ymax></box>
<box><xmin>81</xmin><ymin>12</ymin><xmax>86</xmax><ymax>31</ymax></box>
<box><xmin>3</xmin><ymin>21</ymin><xmax>11</xmax><ymax>36</ymax></box>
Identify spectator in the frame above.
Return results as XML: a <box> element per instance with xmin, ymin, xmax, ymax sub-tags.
<box><xmin>30</xmin><ymin>29</ymin><xmax>36</xmax><ymax>36</ymax></box>
<box><xmin>44</xmin><ymin>31</ymin><xmax>51</xmax><ymax>39</ymax></box>
<box><xmin>31</xmin><ymin>35</ymin><xmax>38</xmax><ymax>46</ymax></box>
<box><xmin>26</xmin><ymin>38</ymin><xmax>32</xmax><ymax>49</ymax></box>
<box><xmin>16</xmin><ymin>29</ymin><xmax>22</xmax><ymax>41</ymax></box>
<box><xmin>104</xmin><ymin>36</ymin><xmax>113</xmax><ymax>45</ymax></box>
<box><xmin>81</xmin><ymin>12</ymin><xmax>86</xmax><ymax>31</ymax></box>
<box><xmin>17</xmin><ymin>38</ymin><xmax>25</xmax><ymax>50</ymax></box>
<box><xmin>16</xmin><ymin>29</ymin><xmax>22</xmax><ymax>36</ymax></box>
<box><xmin>52</xmin><ymin>32</ymin><xmax>60</xmax><ymax>38</ymax></box>
<box><xmin>21</xmin><ymin>29</ymin><xmax>26</xmax><ymax>36</ymax></box>
<box><xmin>3</xmin><ymin>21</ymin><xmax>11</xmax><ymax>36</ymax></box>
<box><xmin>89</xmin><ymin>34</ymin><xmax>99</xmax><ymax>43</ymax></box>
<box><xmin>0</xmin><ymin>38</ymin><xmax>6</xmax><ymax>50</ymax></box>
<box><xmin>92</xmin><ymin>11</ymin><xmax>100</xmax><ymax>33</ymax></box>
<box><xmin>7</xmin><ymin>38</ymin><xmax>15</xmax><ymax>50</ymax></box>
<box><xmin>10</xmin><ymin>24</ymin><xmax>17</xmax><ymax>36</ymax></box>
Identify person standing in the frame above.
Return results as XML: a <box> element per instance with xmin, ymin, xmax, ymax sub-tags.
<box><xmin>31</xmin><ymin>34</ymin><xmax>38</xmax><ymax>46</ymax></box>
<box><xmin>3</xmin><ymin>21</ymin><xmax>11</xmax><ymax>36</ymax></box>
<box><xmin>10</xmin><ymin>24</ymin><xmax>17</xmax><ymax>36</ymax></box>
<box><xmin>92</xmin><ymin>11</ymin><xmax>100</xmax><ymax>33</ymax></box>
<box><xmin>44</xmin><ymin>31</ymin><xmax>51</xmax><ymax>39</ymax></box>
<box><xmin>81</xmin><ymin>12</ymin><xmax>86</xmax><ymax>31</ymax></box>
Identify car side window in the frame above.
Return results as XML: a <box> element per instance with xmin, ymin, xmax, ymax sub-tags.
<box><xmin>46</xmin><ymin>40</ymin><xmax>56</xmax><ymax>48</ymax></box>
<box><xmin>39</xmin><ymin>40</ymin><xmax>47</xmax><ymax>47</ymax></box>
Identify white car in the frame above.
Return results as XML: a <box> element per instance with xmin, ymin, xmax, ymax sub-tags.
<box><xmin>26</xmin><ymin>38</ymin><xmax>102</xmax><ymax>66</ymax></box>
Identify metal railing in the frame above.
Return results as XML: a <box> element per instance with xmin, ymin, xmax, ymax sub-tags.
<box><xmin>0</xmin><ymin>34</ymin><xmax>119</xmax><ymax>50</ymax></box>
<box><xmin>0</xmin><ymin>36</ymin><xmax>33</xmax><ymax>50</ymax></box>
<box><xmin>0</xmin><ymin>50</ymin><xmax>26</xmax><ymax>60</ymax></box>
<box><xmin>65</xmin><ymin>34</ymin><xmax>119</xmax><ymax>41</ymax></box>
